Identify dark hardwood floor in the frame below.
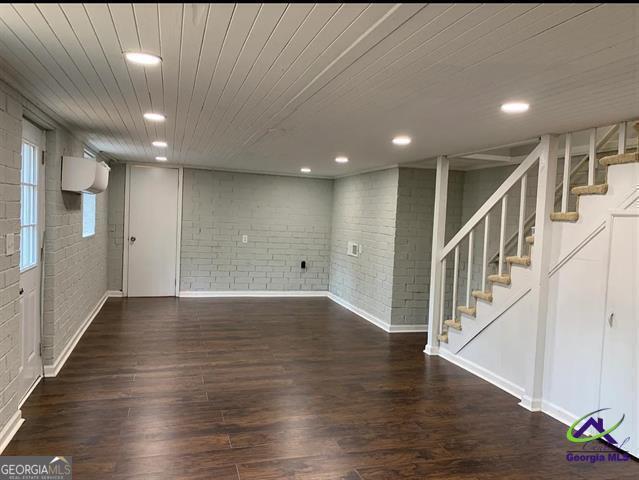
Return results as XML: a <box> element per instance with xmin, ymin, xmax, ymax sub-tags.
<box><xmin>5</xmin><ymin>297</ymin><xmax>637</xmax><ymax>479</ymax></box>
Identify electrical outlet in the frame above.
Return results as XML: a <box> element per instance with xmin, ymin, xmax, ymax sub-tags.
<box><xmin>6</xmin><ymin>233</ymin><xmax>14</xmax><ymax>255</ymax></box>
<box><xmin>242</xmin><ymin>235</ymin><xmax>248</xmax><ymax>244</ymax></box>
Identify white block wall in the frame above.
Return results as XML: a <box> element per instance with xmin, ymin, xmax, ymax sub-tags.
<box><xmin>106</xmin><ymin>163</ymin><xmax>125</xmax><ymax>291</ymax></box>
<box><xmin>180</xmin><ymin>169</ymin><xmax>332</xmax><ymax>292</ymax></box>
<box><xmin>329</xmin><ymin>169</ymin><xmax>399</xmax><ymax>324</ymax></box>
<box><xmin>0</xmin><ymin>82</ymin><xmax>24</xmax><ymax>432</ymax></box>
<box><xmin>43</xmin><ymin>128</ymin><xmax>108</xmax><ymax>364</ymax></box>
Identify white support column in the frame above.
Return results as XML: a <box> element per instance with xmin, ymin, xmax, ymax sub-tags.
<box><xmin>425</xmin><ymin>156</ymin><xmax>449</xmax><ymax>355</ymax></box>
<box><xmin>588</xmin><ymin>128</ymin><xmax>596</xmax><ymax>185</ymax></box>
<box><xmin>520</xmin><ymin>134</ymin><xmax>559</xmax><ymax>411</ymax></box>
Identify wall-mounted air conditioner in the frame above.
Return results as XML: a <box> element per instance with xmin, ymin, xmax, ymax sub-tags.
<box><xmin>61</xmin><ymin>156</ymin><xmax>110</xmax><ymax>194</ymax></box>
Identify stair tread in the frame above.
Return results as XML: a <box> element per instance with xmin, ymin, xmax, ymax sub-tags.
<box><xmin>437</xmin><ymin>333</ymin><xmax>448</xmax><ymax>343</ymax></box>
<box><xmin>444</xmin><ymin>319</ymin><xmax>462</xmax><ymax>331</ymax></box>
<box><xmin>488</xmin><ymin>274</ymin><xmax>511</xmax><ymax>285</ymax></box>
<box><xmin>550</xmin><ymin>211</ymin><xmax>579</xmax><ymax>222</ymax></box>
<box><xmin>571</xmin><ymin>184</ymin><xmax>608</xmax><ymax>196</ymax></box>
<box><xmin>526</xmin><ymin>235</ymin><xmax>535</xmax><ymax>245</ymax></box>
<box><xmin>472</xmin><ymin>290</ymin><xmax>493</xmax><ymax>302</ymax></box>
<box><xmin>457</xmin><ymin>305</ymin><xmax>476</xmax><ymax>317</ymax></box>
<box><xmin>599</xmin><ymin>152</ymin><xmax>639</xmax><ymax>167</ymax></box>
<box><xmin>506</xmin><ymin>255</ymin><xmax>531</xmax><ymax>266</ymax></box>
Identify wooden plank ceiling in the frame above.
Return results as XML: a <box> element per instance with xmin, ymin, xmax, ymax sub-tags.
<box><xmin>0</xmin><ymin>3</ymin><xmax>637</xmax><ymax>176</ymax></box>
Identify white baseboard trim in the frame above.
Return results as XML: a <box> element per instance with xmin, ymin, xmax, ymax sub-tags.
<box><xmin>44</xmin><ymin>291</ymin><xmax>109</xmax><ymax>378</ymax></box>
<box><xmin>179</xmin><ymin>290</ymin><xmax>329</xmax><ymax>298</ymax></box>
<box><xmin>107</xmin><ymin>290</ymin><xmax>124</xmax><ymax>297</ymax></box>
<box><xmin>424</xmin><ymin>345</ymin><xmax>439</xmax><ymax>356</ymax></box>
<box><xmin>519</xmin><ymin>395</ymin><xmax>543</xmax><ymax>412</ymax></box>
<box><xmin>438</xmin><ymin>347</ymin><xmax>525</xmax><ymax>401</ymax></box>
<box><xmin>0</xmin><ymin>410</ymin><xmax>23</xmax><ymax>454</ymax></box>
<box><xmin>541</xmin><ymin>399</ymin><xmax>578</xmax><ymax>427</ymax></box>
<box><xmin>327</xmin><ymin>292</ymin><xmax>427</xmax><ymax>333</ymax></box>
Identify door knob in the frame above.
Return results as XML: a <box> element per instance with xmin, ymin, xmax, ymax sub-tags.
<box><xmin>130</xmin><ymin>236</ymin><xmax>136</xmax><ymax>243</ymax></box>
<box><xmin>608</xmin><ymin>312</ymin><xmax>614</xmax><ymax>327</ymax></box>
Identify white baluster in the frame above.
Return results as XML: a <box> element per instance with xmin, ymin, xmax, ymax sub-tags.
<box><xmin>517</xmin><ymin>174</ymin><xmax>527</xmax><ymax>257</ymax></box>
<box><xmin>439</xmin><ymin>258</ymin><xmax>446</xmax><ymax>336</ymax></box>
<box><xmin>466</xmin><ymin>230</ymin><xmax>474</xmax><ymax>306</ymax></box>
<box><xmin>561</xmin><ymin>133</ymin><xmax>571</xmax><ymax>213</ymax></box>
<box><xmin>618</xmin><ymin>122</ymin><xmax>627</xmax><ymax>154</ymax></box>
<box><xmin>588</xmin><ymin>128</ymin><xmax>596</xmax><ymax>185</ymax></box>
<box><xmin>482</xmin><ymin>214</ymin><xmax>490</xmax><ymax>292</ymax></box>
<box><xmin>498</xmin><ymin>195</ymin><xmax>507</xmax><ymax>276</ymax></box>
<box><xmin>452</xmin><ymin>246</ymin><xmax>459</xmax><ymax>320</ymax></box>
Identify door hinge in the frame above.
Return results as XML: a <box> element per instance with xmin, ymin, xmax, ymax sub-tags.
<box><xmin>41</xmin><ymin>150</ymin><xmax>46</xmax><ymax>165</ymax></box>
<box><xmin>39</xmin><ymin>342</ymin><xmax>42</xmax><ymax>356</ymax></box>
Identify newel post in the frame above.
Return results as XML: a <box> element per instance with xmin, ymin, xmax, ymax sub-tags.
<box><xmin>425</xmin><ymin>156</ymin><xmax>449</xmax><ymax>355</ymax></box>
<box><xmin>520</xmin><ymin>134</ymin><xmax>558</xmax><ymax>410</ymax></box>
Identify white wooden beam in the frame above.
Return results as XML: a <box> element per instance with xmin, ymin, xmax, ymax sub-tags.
<box><xmin>425</xmin><ymin>156</ymin><xmax>449</xmax><ymax>355</ymax></box>
<box><xmin>520</xmin><ymin>134</ymin><xmax>559</xmax><ymax>411</ymax></box>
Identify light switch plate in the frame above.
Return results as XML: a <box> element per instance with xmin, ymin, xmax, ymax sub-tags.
<box><xmin>6</xmin><ymin>233</ymin><xmax>14</xmax><ymax>255</ymax></box>
<box><xmin>242</xmin><ymin>235</ymin><xmax>248</xmax><ymax>244</ymax></box>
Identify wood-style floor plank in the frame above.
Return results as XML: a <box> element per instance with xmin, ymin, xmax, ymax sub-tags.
<box><xmin>6</xmin><ymin>297</ymin><xmax>637</xmax><ymax>479</ymax></box>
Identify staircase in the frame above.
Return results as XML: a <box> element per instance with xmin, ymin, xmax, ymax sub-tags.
<box><xmin>436</xmin><ymin>121</ymin><xmax>638</xmax><ymax>347</ymax></box>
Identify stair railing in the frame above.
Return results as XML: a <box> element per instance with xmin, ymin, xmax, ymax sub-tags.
<box><xmin>435</xmin><ymin>141</ymin><xmax>544</xmax><ymax>335</ymax></box>
<box><xmin>487</xmin><ymin>123</ymin><xmax>622</xmax><ymax>266</ymax></box>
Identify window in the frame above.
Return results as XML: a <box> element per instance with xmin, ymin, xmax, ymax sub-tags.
<box><xmin>20</xmin><ymin>142</ymin><xmax>38</xmax><ymax>271</ymax></box>
<box><xmin>82</xmin><ymin>149</ymin><xmax>96</xmax><ymax>238</ymax></box>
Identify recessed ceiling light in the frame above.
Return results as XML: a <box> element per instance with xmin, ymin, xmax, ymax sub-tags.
<box><xmin>300</xmin><ymin>167</ymin><xmax>311</xmax><ymax>173</ymax></box>
<box><xmin>155</xmin><ymin>156</ymin><xmax>167</xmax><ymax>161</ymax></box>
<box><xmin>125</xmin><ymin>52</ymin><xmax>162</xmax><ymax>66</ymax></box>
<box><xmin>152</xmin><ymin>140</ymin><xmax>168</xmax><ymax>148</ymax></box>
<box><xmin>144</xmin><ymin>112</ymin><xmax>166</xmax><ymax>122</ymax></box>
<box><xmin>501</xmin><ymin>102</ymin><xmax>529</xmax><ymax>114</ymax></box>
<box><xmin>335</xmin><ymin>156</ymin><xmax>349</xmax><ymax>164</ymax></box>
<box><xmin>392</xmin><ymin>135</ymin><xmax>411</xmax><ymax>146</ymax></box>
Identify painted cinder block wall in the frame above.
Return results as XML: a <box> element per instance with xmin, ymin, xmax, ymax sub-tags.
<box><xmin>43</xmin><ymin>130</ymin><xmax>108</xmax><ymax>365</ymax></box>
<box><xmin>0</xmin><ymin>81</ymin><xmax>25</xmax><ymax>433</ymax></box>
<box><xmin>106</xmin><ymin>163</ymin><xmax>125</xmax><ymax>292</ymax></box>
<box><xmin>329</xmin><ymin>168</ymin><xmax>399</xmax><ymax>324</ymax></box>
<box><xmin>180</xmin><ymin>169</ymin><xmax>333</xmax><ymax>292</ymax></box>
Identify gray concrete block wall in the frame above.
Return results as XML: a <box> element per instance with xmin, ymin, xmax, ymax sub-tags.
<box><xmin>107</xmin><ymin>163</ymin><xmax>125</xmax><ymax>291</ymax></box>
<box><xmin>391</xmin><ymin>168</ymin><xmax>436</xmax><ymax>326</ymax></box>
<box><xmin>0</xmin><ymin>82</ymin><xmax>24</xmax><ymax>432</ymax></box>
<box><xmin>43</xmin><ymin>128</ymin><xmax>108</xmax><ymax>364</ymax></box>
<box><xmin>329</xmin><ymin>168</ymin><xmax>399</xmax><ymax>324</ymax></box>
<box><xmin>180</xmin><ymin>169</ymin><xmax>332</xmax><ymax>292</ymax></box>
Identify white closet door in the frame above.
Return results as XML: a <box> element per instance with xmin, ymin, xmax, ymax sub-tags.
<box><xmin>127</xmin><ymin>166</ymin><xmax>179</xmax><ymax>297</ymax></box>
<box><xmin>599</xmin><ymin>214</ymin><xmax>638</xmax><ymax>457</ymax></box>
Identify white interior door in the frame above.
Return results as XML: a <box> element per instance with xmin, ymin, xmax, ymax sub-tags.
<box><xmin>599</xmin><ymin>214</ymin><xmax>638</xmax><ymax>457</ymax></box>
<box><xmin>127</xmin><ymin>166</ymin><xmax>179</xmax><ymax>297</ymax></box>
<box><xmin>19</xmin><ymin>119</ymin><xmax>45</xmax><ymax>400</ymax></box>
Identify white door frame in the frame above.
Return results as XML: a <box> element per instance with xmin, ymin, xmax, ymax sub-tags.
<box><xmin>19</xmin><ymin>119</ymin><xmax>46</xmax><ymax>405</ymax></box>
<box><xmin>122</xmin><ymin>164</ymin><xmax>183</xmax><ymax>297</ymax></box>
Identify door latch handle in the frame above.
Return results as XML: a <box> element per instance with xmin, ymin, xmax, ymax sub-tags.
<box><xmin>130</xmin><ymin>236</ymin><xmax>136</xmax><ymax>243</ymax></box>
<box><xmin>19</xmin><ymin>288</ymin><xmax>24</xmax><ymax>295</ymax></box>
<box><xmin>608</xmin><ymin>313</ymin><xmax>614</xmax><ymax>327</ymax></box>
